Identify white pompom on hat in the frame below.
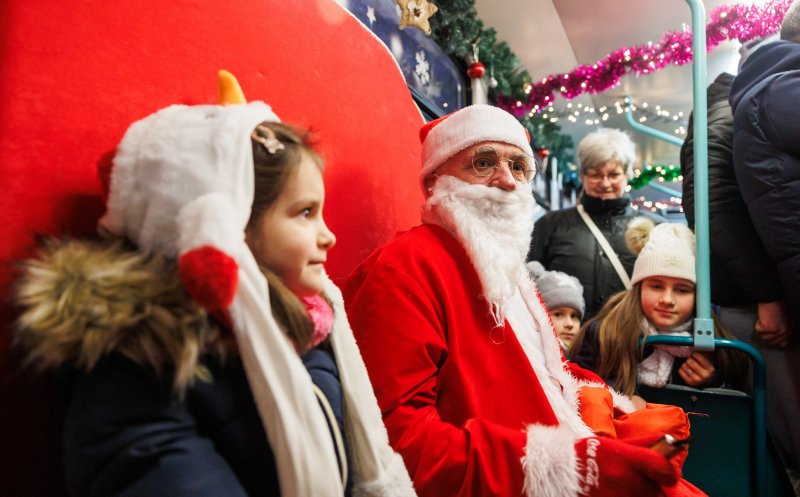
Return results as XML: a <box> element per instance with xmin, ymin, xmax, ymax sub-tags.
<box><xmin>418</xmin><ymin>104</ymin><xmax>533</xmax><ymax>192</ymax></box>
<box><xmin>626</xmin><ymin>218</ymin><xmax>696</xmax><ymax>285</ymax></box>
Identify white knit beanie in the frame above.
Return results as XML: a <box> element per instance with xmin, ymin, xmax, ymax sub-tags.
<box><xmin>527</xmin><ymin>261</ymin><xmax>585</xmax><ymax>318</ymax></box>
<box><xmin>626</xmin><ymin>218</ymin><xmax>696</xmax><ymax>285</ymax></box>
<box><xmin>419</xmin><ymin>104</ymin><xmax>533</xmax><ymax>191</ymax></box>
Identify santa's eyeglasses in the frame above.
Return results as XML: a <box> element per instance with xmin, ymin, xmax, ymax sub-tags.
<box><xmin>468</xmin><ymin>146</ymin><xmax>537</xmax><ymax>183</ymax></box>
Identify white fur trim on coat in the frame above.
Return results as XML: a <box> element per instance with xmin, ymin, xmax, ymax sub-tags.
<box><xmin>522</xmin><ymin>424</ymin><xmax>581</xmax><ymax>497</ymax></box>
<box><xmin>518</xmin><ymin>277</ymin><xmax>593</xmax><ymax>438</ymax></box>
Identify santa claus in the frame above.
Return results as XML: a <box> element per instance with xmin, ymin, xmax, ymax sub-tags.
<box><xmin>343</xmin><ymin>104</ymin><xmax>697</xmax><ymax>497</ymax></box>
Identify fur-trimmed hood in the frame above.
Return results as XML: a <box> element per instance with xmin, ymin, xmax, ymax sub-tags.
<box><xmin>14</xmin><ymin>238</ymin><xmax>227</xmax><ymax>392</ymax></box>
<box><xmin>14</xmin><ymin>237</ymin><xmax>418</xmax><ymax>496</ymax></box>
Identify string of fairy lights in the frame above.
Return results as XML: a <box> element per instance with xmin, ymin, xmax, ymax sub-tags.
<box><xmin>529</xmin><ymin>97</ymin><xmax>688</xmax><ymax>138</ymax></box>
<box><xmin>628</xmin><ymin>164</ymin><xmax>684</xmax><ymax>213</ymax></box>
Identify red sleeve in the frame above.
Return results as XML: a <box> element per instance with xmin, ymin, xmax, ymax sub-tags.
<box><xmin>565</xmin><ymin>360</ymin><xmax>606</xmax><ymax>385</ymax></box>
<box><xmin>344</xmin><ymin>259</ymin><xmax>528</xmax><ymax>497</ymax></box>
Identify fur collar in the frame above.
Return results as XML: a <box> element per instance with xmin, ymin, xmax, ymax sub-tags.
<box><xmin>13</xmin><ymin>238</ymin><xmax>229</xmax><ymax>393</ymax></box>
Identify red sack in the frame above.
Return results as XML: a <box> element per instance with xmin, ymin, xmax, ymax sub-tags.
<box><xmin>578</xmin><ymin>386</ymin><xmax>707</xmax><ymax>497</ymax></box>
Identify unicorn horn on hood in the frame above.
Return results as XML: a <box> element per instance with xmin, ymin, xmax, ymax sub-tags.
<box><xmin>218</xmin><ymin>69</ymin><xmax>247</xmax><ymax>104</ymax></box>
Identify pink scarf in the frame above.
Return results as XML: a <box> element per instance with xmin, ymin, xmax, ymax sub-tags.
<box><xmin>300</xmin><ymin>294</ymin><xmax>334</xmax><ymax>348</ymax></box>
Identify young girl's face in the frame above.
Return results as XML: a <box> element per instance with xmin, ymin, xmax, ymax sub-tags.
<box><xmin>640</xmin><ymin>276</ymin><xmax>695</xmax><ymax>330</ymax></box>
<box><xmin>246</xmin><ymin>156</ymin><xmax>336</xmax><ymax>296</ymax></box>
<box><xmin>550</xmin><ymin>306</ymin><xmax>581</xmax><ymax>347</ymax></box>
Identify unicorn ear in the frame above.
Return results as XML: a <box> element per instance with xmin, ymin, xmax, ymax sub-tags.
<box><xmin>218</xmin><ymin>69</ymin><xmax>247</xmax><ymax>105</ymax></box>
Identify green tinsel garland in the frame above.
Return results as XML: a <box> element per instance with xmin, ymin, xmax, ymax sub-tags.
<box><xmin>628</xmin><ymin>165</ymin><xmax>682</xmax><ymax>190</ymax></box>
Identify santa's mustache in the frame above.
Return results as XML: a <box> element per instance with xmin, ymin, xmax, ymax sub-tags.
<box><xmin>425</xmin><ymin>176</ymin><xmax>531</xmax><ymax>214</ymax></box>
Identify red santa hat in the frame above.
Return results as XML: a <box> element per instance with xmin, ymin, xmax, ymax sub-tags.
<box><xmin>418</xmin><ymin>104</ymin><xmax>533</xmax><ymax>191</ymax></box>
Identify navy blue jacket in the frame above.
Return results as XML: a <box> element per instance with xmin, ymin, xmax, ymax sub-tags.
<box><xmin>730</xmin><ymin>40</ymin><xmax>800</xmax><ymax>323</ymax></box>
<box><xmin>64</xmin><ymin>348</ymin><xmax>349</xmax><ymax>497</ymax></box>
<box><xmin>681</xmin><ymin>72</ymin><xmax>783</xmax><ymax>306</ymax></box>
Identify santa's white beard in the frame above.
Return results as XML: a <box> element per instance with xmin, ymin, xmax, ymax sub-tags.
<box><xmin>422</xmin><ymin>175</ymin><xmax>535</xmax><ymax>325</ymax></box>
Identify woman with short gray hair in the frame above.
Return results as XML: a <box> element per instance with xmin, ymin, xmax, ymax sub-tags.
<box><xmin>529</xmin><ymin>128</ymin><xmax>662</xmax><ymax>320</ymax></box>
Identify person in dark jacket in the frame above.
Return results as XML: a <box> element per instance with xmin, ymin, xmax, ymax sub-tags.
<box><xmin>728</xmin><ymin>1</ymin><xmax>800</xmax><ymax>476</ymax></box>
<box><xmin>682</xmin><ymin>57</ymin><xmax>799</xmax><ymax>481</ymax></box>
<box><xmin>529</xmin><ymin>128</ymin><xmax>663</xmax><ymax>320</ymax></box>
<box><xmin>681</xmin><ymin>70</ymin><xmax>787</xmax><ymax>328</ymax></box>
<box><xmin>12</xmin><ymin>73</ymin><xmax>416</xmax><ymax>497</ymax></box>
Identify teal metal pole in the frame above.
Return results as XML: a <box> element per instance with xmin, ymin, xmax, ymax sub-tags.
<box><xmin>622</xmin><ymin>108</ymin><xmax>684</xmax><ymax>198</ymax></box>
<box><xmin>685</xmin><ymin>0</ymin><xmax>715</xmax><ymax>353</ymax></box>
<box><xmin>624</xmin><ymin>108</ymin><xmax>685</xmax><ymax>147</ymax></box>
<box><xmin>645</xmin><ymin>181</ymin><xmax>683</xmax><ymax>198</ymax></box>
<box><xmin>683</xmin><ymin>2</ymin><xmax>764</xmax><ymax>493</ymax></box>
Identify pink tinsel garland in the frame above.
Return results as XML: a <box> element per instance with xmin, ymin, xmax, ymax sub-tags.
<box><xmin>499</xmin><ymin>0</ymin><xmax>793</xmax><ymax>115</ymax></box>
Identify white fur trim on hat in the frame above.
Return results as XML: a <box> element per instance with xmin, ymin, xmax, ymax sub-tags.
<box><xmin>99</xmin><ymin>102</ymin><xmax>277</xmax><ymax>258</ymax></box>
<box><xmin>630</xmin><ymin>223</ymin><xmax>696</xmax><ymax>285</ymax></box>
<box><xmin>419</xmin><ymin>105</ymin><xmax>533</xmax><ymax>191</ymax></box>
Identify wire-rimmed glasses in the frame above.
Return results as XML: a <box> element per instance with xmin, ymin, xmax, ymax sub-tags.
<box><xmin>469</xmin><ymin>146</ymin><xmax>537</xmax><ymax>183</ymax></box>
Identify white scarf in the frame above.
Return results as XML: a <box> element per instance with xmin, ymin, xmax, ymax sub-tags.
<box><xmin>636</xmin><ymin>319</ymin><xmax>693</xmax><ymax>387</ymax></box>
<box><xmin>231</xmin><ymin>252</ymin><xmax>416</xmax><ymax>497</ymax></box>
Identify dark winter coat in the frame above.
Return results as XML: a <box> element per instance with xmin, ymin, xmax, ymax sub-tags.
<box><xmin>680</xmin><ymin>72</ymin><xmax>783</xmax><ymax>306</ymax></box>
<box><xmin>13</xmin><ymin>239</ymin><xmax>349</xmax><ymax>497</ymax></box>
<box><xmin>730</xmin><ymin>40</ymin><xmax>800</xmax><ymax>323</ymax></box>
<box><xmin>529</xmin><ymin>195</ymin><xmax>663</xmax><ymax>320</ymax></box>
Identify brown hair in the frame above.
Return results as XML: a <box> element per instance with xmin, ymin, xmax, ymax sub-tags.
<box><xmin>247</xmin><ymin>121</ymin><xmax>324</xmax><ymax>354</ymax></box>
<box><xmin>567</xmin><ymin>284</ymin><xmax>748</xmax><ymax>396</ymax></box>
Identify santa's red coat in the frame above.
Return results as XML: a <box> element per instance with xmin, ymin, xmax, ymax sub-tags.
<box><xmin>344</xmin><ymin>224</ymin><xmax>587</xmax><ymax>497</ymax></box>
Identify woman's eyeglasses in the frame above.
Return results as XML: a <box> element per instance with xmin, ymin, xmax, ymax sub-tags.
<box><xmin>583</xmin><ymin>170</ymin><xmax>625</xmax><ymax>184</ymax></box>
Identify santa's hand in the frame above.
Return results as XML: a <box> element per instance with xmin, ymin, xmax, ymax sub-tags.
<box><xmin>575</xmin><ymin>434</ymin><xmax>677</xmax><ymax>497</ymax></box>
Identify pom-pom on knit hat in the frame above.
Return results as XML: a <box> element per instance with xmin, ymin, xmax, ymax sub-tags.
<box><xmin>418</xmin><ymin>104</ymin><xmax>533</xmax><ymax>191</ymax></box>
<box><xmin>527</xmin><ymin>261</ymin><xmax>585</xmax><ymax>318</ymax></box>
<box><xmin>626</xmin><ymin>218</ymin><xmax>696</xmax><ymax>285</ymax></box>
